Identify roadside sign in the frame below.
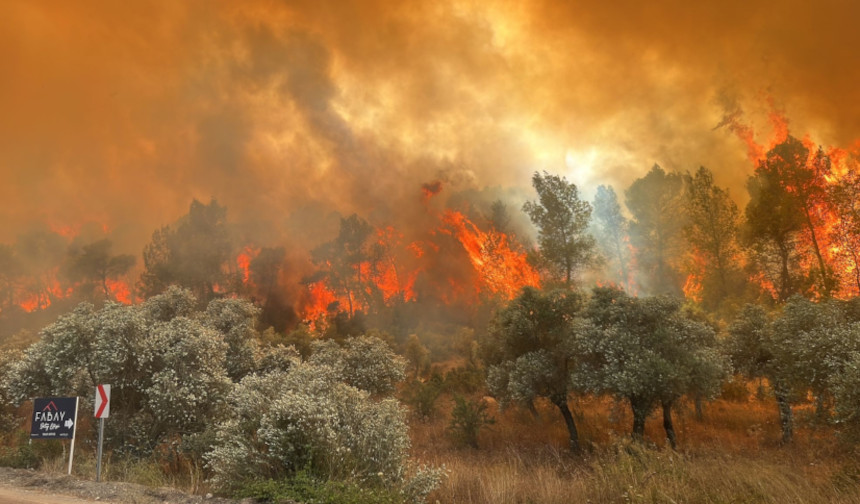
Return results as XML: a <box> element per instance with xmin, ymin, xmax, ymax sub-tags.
<box><xmin>94</xmin><ymin>384</ymin><xmax>111</xmax><ymax>482</ymax></box>
<box><xmin>94</xmin><ymin>384</ymin><xmax>110</xmax><ymax>418</ymax></box>
<box><xmin>30</xmin><ymin>397</ymin><xmax>78</xmax><ymax>439</ymax></box>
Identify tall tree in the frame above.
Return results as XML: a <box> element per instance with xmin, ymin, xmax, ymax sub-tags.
<box><xmin>489</xmin><ymin>200</ymin><xmax>512</xmax><ymax>234</ymax></box>
<box><xmin>625</xmin><ymin>165</ymin><xmax>687</xmax><ymax>295</ymax></box>
<box><xmin>137</xmin><ymin>199</ymin><xmax>234</xmax><ymax>303</ymax></box>
<box><xmin>484</xmin><ymin>287</ymin><xmax>585</xmax><ymax>452</ymax></box>
<box><xmin>15</xmin><ymin>228</ymin><xmax>68</xmax><ymax>310</ymax></box>
<box><xmin>249</xmin><ymin>246</ymin><xmax>296</xmax><ymax>331</ymax></box>
<box><xmin>683</xmin><ymin>167</ymin><xmax>743</xmax><ymax>310</ymax></box>
<box><xmin>522</xmin><ymin>171</ymin><xmax>596</xmax><ymax>287</ymax></box>
<box><xmin>64</xmin><ymin>239</ymin><xmax>136</xmax><ymax>302</ymax></box>
<box><xmin>311</xmin><ymin>214</ymin><xmax>374</xmax><ymax>316</ymax></box>
<box><xmin>744</xmin><ymin>137</ymin><xmax>835</xmax><ymax>301</ymax></box>
<box><xmin>591</xmin><ymin>185</ymin><xmax>631</xmax><ymax>291</ymax></box>
<box><xmin>828</xmin><ymin>158</ymin><xmax>860</xmax><ymax>296</ymax></box>
<box><xmin>0</xmin><ymin>245</ymin><xmax>21</xmax><ymax>313</ymax></box>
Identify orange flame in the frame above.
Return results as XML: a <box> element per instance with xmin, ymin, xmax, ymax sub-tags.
<box><xmin>441</xmin><ymin>210</ymin><xmax>540</xmax><ymax>299</ymax></box>
<box><xmin>236</xmin><ymin>246</ymin><xmax>259</xmax><ymax>286</ymax></box>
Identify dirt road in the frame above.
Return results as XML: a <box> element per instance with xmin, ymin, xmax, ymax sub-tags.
<box><xmin>0</xmin><ymin>486</ymin><xmax>106</xmax><ymax>503</ymax></box>
<box><xmin>0</xmin><ymin>467</ymin><xmax>241</xmax><ymax>504</ymax></box>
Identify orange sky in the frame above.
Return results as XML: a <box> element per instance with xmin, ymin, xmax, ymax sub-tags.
<box><xmin>2</xmin><ymin>0</ymin><xmax>860</xmax><ymax>253</ymax></box>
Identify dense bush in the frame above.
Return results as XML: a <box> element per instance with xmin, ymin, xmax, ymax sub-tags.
<box><xmin>0</xmin><ymin>287</ymin><xmax>439</xmax><ymax>501</ymax></box>
<box><xmin>2</xmin><ymin>288</ymin><xmax>291</xmax><ymax>454</ymax></box>
<box><xmin>205</xmin><ymin>362</ymin><xmax>441</xmax><ymax>501</ymax></box>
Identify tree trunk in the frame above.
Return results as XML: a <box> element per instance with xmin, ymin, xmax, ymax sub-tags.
<box><xmin>801</xmin><ymin>203</ymin><xmax>832</xmax><ymax>298</ymax></box>
<box><xmin>778</xmin><ymin>242</ymin><xmax>792</xmax><ymax>302</ymax></box>
<box><xmin>662</xmin><ymin>400</ymin><xmax>677</xmax><ymax>450</ymax></box>
<box><xmin>775</xmin><ymin>392</ymin><xmax>793</xmax><ymax>443</ymax></box>
<box><xmin>527</xmin><ymin>399</ymin><xmax>540</xmax><ymax>419</ymax></box>
<box><xmin>630</xmin><ymin>397</ymin><xmax>648</xmax><ymax>442</ymax></box>
<box><xmin>694</xmin><ymin>395</ymin><xmax>704</xmax><ymax>421</ymax></box>
<box><xmin>552</xmin><ymin>396</ymin><xmax>580</xmax><ymax>453</ymax></box>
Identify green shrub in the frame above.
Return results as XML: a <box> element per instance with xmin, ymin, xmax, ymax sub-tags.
<box><xmin>0</xmin><ymin>444</ymin><xmax>39</xmax><ymax>469</ymax></box>
<box><xmin>443</xmin><ymin>365</ymin><xmax>484</xmax><ymax>394</ymax></box>
<box><xmin>448</xmin><ymin>396</ymin><xmax>494</xmax><ymax>449</ymax></box>
<box><xmin>404</xmin><ymin>376</ymin><xmax>443</xmax><ymax>421</ymax></box>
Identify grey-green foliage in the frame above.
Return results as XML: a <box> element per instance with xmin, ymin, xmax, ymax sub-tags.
<box><xmin>206</xmin><ymin>352</ymin><xmax>441</xmax><ymax>502</ymax></box>
<box><xmin>831</xmin><ymin>350</ymin><xmax>860</xmax><ymax>439</ymax></box>
<box><xmin>769</xmin><ymin>296</ymin><xmax>848</xmax><ymax>403</ymax></box>
<box><xmin>575</xmin><ymin>287</ymin><xmax>725</xmax><ymax>442</ymax></box>
<box><xmin>309</xmin><ymin>335</ymin><xmax>406</xmax><ymax>396</ymax></box>
<box><xmin>204</xmin><ymin>297</ymin><xmax>263</xmax><ymax>380</ymax></box>
<box><xmin>3</xmin><ymin>286</ymin><xmax>292</xmax><ymax>453</ymax></box>
<box><xmin>727</xmin><ymin>297</ymin><xmax>860</xmax><ymax>442</ymax></box>
<box><xmin>483</xmin><ymin>286</ymin><xmax>584</xmax><ymax>451</ymax></box>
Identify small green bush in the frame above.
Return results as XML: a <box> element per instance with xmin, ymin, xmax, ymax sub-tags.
<box><xmin>448</xmin><ymin>396</ymin><xmax>494</xmax><ymax>449</ymax></box>
<box><xmin>0</xmin><ymin>444</ymin><xmax>39</xmax><ymax>469</ymax></box>
<box><xmin>404</xmin><ymin>376</ymin><xmax>443</xmax><ymax>421</ymax></box>
<box><xmin>443</xmin><ymin>365</ymin><xmax>484</xmax><ymax>395</ymax></box>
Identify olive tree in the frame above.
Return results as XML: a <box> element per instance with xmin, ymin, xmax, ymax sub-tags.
<box><xmin>575</xmin><ymin>287</ymin><xmax>725</xmax><ymax>448</ymax></box>
<box><xmin>483</xmin><ymin>286</ymin><xmax>584</xmax><ymax>451</ymax></box>
<box><xmin>727</xmin><ymin>297</ymin><xmax>856</xmax><ymax>443</ymax></box>
<box><xmin>831</xmin><ymin>348</ymin><xmax>860</xmax><ymax>440</ymax></box>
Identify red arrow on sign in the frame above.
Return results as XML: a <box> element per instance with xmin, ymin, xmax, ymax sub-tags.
<box><xmin>94</xmin><ymin>384</ymin><xmax>110</xmax><ymax>418</ymax></box>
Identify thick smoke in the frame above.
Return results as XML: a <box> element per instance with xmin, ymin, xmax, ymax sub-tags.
<box><xmin>2</xmin><ymin>0</ymin><xmax>859</xmax><ymax>266</ymax></box>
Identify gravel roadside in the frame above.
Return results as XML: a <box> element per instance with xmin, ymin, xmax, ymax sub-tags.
<box><xmin>0</xmin><ymin>467</ymin><xmax>247</xmax><ymax>504</ymax></box>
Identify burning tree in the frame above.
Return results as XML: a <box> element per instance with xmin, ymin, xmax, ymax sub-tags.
<box><xmin>310</xmin><ymin>214</ymin><xmax>375</xmax><ymax>318</ymax></box>
<box><xmin>682</xmin><ymin>166</ymin><xmax>745</xmax><ymax>311</ymax></box>
<box><xmin>63</xmin><ymin>239</ymin><xmax>135</xmax><ymax>303</ymax></box>
<box><xmin>828</xmin><ymin>157</ymin><xmax>860</xmax><ymax>296</ymax></box>
<box><xmin>743</xmin><ymin>136</ymin><xmax>836</xmax><ymax>302</ymax></box>
<box><xmin>138</xmin><ymin>199</ymin><xmax>235</xmax><ymax>304</ymax></box>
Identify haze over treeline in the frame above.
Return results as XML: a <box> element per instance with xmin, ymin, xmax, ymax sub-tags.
<box><xmin>3</xmin><ymin>1</ymin><xmax>860</xmax><ymax>337</ymax></box>
<box><xmin>3</xmin><ymin>1</ymin><xmax>860</xmax><ymax>245</ymax></box>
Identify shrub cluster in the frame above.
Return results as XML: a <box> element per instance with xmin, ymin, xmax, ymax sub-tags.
<box><xmin>0</xmin><ymin>287</ymin><xmax>441</xmax><ymax>501</ymax></box>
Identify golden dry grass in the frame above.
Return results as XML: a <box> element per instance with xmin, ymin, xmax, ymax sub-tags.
<box><xmin>411</xmin><ymin>394</ymin><xmax>860</xmax><ymax>504</ymax></box>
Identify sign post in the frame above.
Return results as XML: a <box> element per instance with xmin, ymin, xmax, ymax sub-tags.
<box><xmin>94</xmin><ymin>384</ymin><xmax>110</xmax><ymax>483</ymax></box>
<box><xmin>30</xmin><ymin>396</ymin><xmax>79</xmax><ymax>475</ymax></box>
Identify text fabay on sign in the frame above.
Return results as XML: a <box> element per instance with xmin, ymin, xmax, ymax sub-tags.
<box><xmin>30</xmin><ymin>397</ymin><xmax>78</xmax><ymax>439</ymax></box>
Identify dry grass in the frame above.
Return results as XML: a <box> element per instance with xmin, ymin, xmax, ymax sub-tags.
<box><xmin>411</xmin><ymin>394</ymin><xmax>860</xmax><ymax>504</ymax></box>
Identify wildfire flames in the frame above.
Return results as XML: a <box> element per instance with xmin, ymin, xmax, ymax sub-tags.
<box><xmin>714</xmin><ymin>110</ymin><xmax>860</xmax><ymax>300</ymax></box>
<box><xmin>295</xmin><ymin>205</ymin><xmax>539</xmax><ymax>325</ymax></box>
